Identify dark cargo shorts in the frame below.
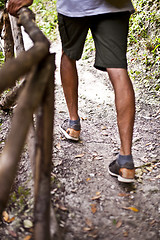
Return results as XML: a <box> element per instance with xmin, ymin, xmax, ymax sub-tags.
<box><xmin>58</xmin><ymin>11</ymin><xmax>130</xmax><ymax>71</ymax></box>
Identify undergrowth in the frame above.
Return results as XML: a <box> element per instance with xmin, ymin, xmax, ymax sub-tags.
<box><xmin>128</xmin><ymin>0</ymin><xmax>160</xmax><ymax>96</ymax></box>
<box><xmin>31</xmin><ymin>0</ymin><xmax>58</xmax><ymax>42</ymax></box>
<box><xmin>0</xmin><ymin>0</ymin><xmax>5</xmax><ymax>10</ymax></box>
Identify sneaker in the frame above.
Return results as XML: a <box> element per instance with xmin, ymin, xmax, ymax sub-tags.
<box><xmin>59</xmin><ymin>118</ymin><xmax>81</xmax><ymax>141</ymax></box>
<box><xmin>108</xmin><ymin>159</ymin><xmax>135</xmax><ymax>183</ymax></box>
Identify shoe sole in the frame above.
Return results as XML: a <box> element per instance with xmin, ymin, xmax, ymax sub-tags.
<box><xmin>59</xmin><ymin>126</ymin><xmax>79</xmax><ymax>141</ymax></box>
<box><xmin>108</xmin><ymin>168</ymin><xmax>135</xmax><ymax>183</ymax></box>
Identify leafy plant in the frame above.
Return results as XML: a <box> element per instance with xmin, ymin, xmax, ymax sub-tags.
<box><xmin>0</xmin><ymin>51</ymin><xmax>4</xmax><ymax>67</ymax></box>
<box><xmin>128</xmin><ymin>0</ymin><xmax>160</xmax><ymax>95</ymax></box>
<box><xmin>31</xmin><ymin>0</ymin><xmax>58</xmax><ymax>42</ymax></box>
<box><xmin>0</xmin><ymin>0</ymin><xmax>5</xmax><ymax>9</ymax></box>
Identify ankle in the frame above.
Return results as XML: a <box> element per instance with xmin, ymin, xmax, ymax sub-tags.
<box><xmin>120</xmin><ymin>149</ymin><xmax>131</xmax><ymax>156</ymax></box>
<box><xmin>69</xmin><ymin>115</ymin><xmax>79</xmax><ymax>121</ymax></box>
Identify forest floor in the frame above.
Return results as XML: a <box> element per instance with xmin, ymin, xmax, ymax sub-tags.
<box><xmin>0</xmin><ymin>36</ymin><xmax>160</xmax><ymax>240</ymax></box>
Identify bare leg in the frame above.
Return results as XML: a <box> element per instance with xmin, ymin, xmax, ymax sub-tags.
<box><xmin>107</xmin><ymin>68</ymin><xmax>135</xmax><ymax>156</ymax></box>
<box><xmin>60</xmin><ymin>51</ymin><xmax>79</xmax><ymax>120</ymax></box>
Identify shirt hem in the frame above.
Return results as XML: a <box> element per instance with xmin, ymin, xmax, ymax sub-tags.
<box><xmin>57</xmin><ymin>9</ymin><xmax>135</xmax><ymax>18</ymax></box>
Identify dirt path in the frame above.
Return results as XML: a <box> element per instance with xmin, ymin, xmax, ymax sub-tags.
<box><xmin>0</xmin><ymin>39</ymin><xmax>159</xmax><ymax>240</ymax></box>
<box><xmin>51</xmin><ymin>40</ymin><xmax>160</xmax><ymax>240</ymax></box>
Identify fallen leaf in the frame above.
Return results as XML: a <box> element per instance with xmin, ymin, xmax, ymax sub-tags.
<box><xmin>83</xmin><ymin>227</ymin><xmax>91</xmax><ymax>232</ymax></box>
<box><xmin>56</xmin><ymin>142</ymin><xmax>61</xmax><ymax>150</ymax></box>
<box><xmin>7</xmin><ymin>216</ymin><xmax>15</xmax><ymax>223</ymax></box>
<box><xmin>123</xmin><ymin>231</ymin><xmax>128</xmax><ymax>237</ymax></box>
<box><xmin>123</xmin><ymin>206</ymin><xmax>139</xmax><ymax>212</ymax></box>
<box><xmin>94</xmin><ymin>156</ymin><xmax>103</xmax><ymax>160</ymax></box>
<box><xmin>2</xmin><ymin>211</ymin><xmax>9</xmax><ymax>222</ymax></box>
<box><xmin>87</xmin><ymin>229</ymin><xmax>98</xmax><ymax>238</ymax></box>
<box><xmin>75</xmin><ymin>153</ymin><xmax>85</xmax><ymax>158</ymax></box>
<box><xmin>90</xmin><ymin>204</ymin><xmax>97</xmax><ymax>214</ymax></box>
<box><xmin>150</xmin><ymin>220</ymin><xmax>156</xmax><ymax>225</ymax></box>
<box><xmin>96</xmin><ymin>191</ymin><xmax>101</xmax><ymax>195</ymax></box>
<box><xmin>85</xmin><ymin>218</ymin><xmax>93</xmax><ymax>228</ymax></box>
<box><xmin>24</xmin><ymin>235</ymin><xmax>32</xmax><ymax>240</ymax></box>
<box><xmin>146</xmin><ymin>166</ymin><xmax>153</xmax><ymax>172</ymax></box>
<box><xmin>2</xmin><ymin>211</ymin><xmax>15</xmax><ymax>223</ymax></box>
<box><xmin>116</xmin><ymin>220</ymin><xmax>122</xmax><ymax>228</ymax></box>
<box><xmin>118</xmin><ymin>193</ymin><xmax>130</xmax><ymax>197</ymax></box>
<box><xmin>145</xmin><ymin>142</ymin><xmax>151</xmax><ymax>146</ymax></box>
<box><xmin>91</xmin><ymin>195</ymin><xmax>101</xmax><ymax>200</ymax></box>
<box><xmin>91</xmin><ymin>192</ymin><xmax>101</xmax><ymax>200</ymax></box>
<box><xmin>56</xmin><ymin>204</ymin><xmax>68</xmax><ymax>211</ymax></box>
<box><xmin>8</xmin><ymin>230</ymin><xmax>17</xmax><ymax>238</ymax></box>
<box><xmin>86</xmin><ymin>178</ymin><xmax>91</xmax><ymax>181</ymax></box>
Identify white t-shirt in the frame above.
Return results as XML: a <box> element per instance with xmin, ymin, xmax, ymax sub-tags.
<box><xmin>57</xmin><ymin>0</ymin><xmax>134</xmax><ymax>17</ymax></box>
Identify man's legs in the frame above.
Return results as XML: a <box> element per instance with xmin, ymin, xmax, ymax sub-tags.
<box><xmin>60</xmin><ymin>51</ymin><xmax>79</xmax><ymax>121</ymax></box>
<box><xmin>107</xmin><ymin>68</ymin><xmax>135</xmax><ymax>156</ymax></box>
<box><xmin>59</xmin><ymin>51</ymin><xmax>81</xmax><ymax>141</ymax></box>
<box><xmin>58</xmin><ymin>13</ymin><xmax>88</xmax><ymax>141</ymax></box>
<box><xmin>107</xmin><ymin>68</ymin><xmax>135</xmax><ymax>182</ymax></box>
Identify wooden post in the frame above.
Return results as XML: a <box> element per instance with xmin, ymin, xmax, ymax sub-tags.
<box><xmin>34</xmin><ymin>54</ymin><xmax>58</xmax><ymax>240</ymax></box>
<box><xmin>0</xmin><ymin>57</ymin><xmax>52</xmax><ymax>214</ymax></box>
<box><xmin>27</xmin><ymin>118</ymin><xmax>36</xmax><ymax>174</ymax></box>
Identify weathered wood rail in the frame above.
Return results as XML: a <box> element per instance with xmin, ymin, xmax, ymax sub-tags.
<box><xmin>0</xmin><ymin>7</ymin><xmax>59</xmax><ymax>240</ymax></box>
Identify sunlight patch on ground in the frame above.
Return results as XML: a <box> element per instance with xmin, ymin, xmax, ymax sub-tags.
<box><xmin>79</xmin><ymin>70</ymin><xmax>114</xmax><ymax>105</ymax></box>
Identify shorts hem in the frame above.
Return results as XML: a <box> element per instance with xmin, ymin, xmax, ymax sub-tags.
<box><xmin>63</xmin><ymin>48</ymin><xmax>81</xmax><ymax>61</ymax></box>
<box><xmin>94</xmin><ymin>63</ymin><xmax>128</xmax><ymax>71</ymax></box>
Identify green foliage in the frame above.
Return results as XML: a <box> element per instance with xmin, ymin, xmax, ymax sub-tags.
<box><xmin>0</xmin><ymin>0</ymin><xmax>5</xmax><ymax>9</ymax></box>
<box><xmin>128</xmin><ymin>0</ymin><xmax>160</xmax><ymax>95</ymax></box>
<box><xmin>0</xmin><ymin>51</ymin><xmax>4</xmax><ymax>67</ymax></box>
<box><xmin>129</xmin><ymin>0</ymin><xmax>159</xmax><ymax>47</ymax></box>
<box><xmin>9</xmin><ymin>184</ymin><xmax>31</xmax><ymax>214</ymax></box>
<box><xmin>31</xmin><ymin>0</ymin><xmax>58</xmax><ymax>42</ymax></box>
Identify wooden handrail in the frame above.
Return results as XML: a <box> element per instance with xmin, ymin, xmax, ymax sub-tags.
<box><xmin>0</xmin><ymin>7</ymin><xmax>58</xmax><ymax>240</ymax></box>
